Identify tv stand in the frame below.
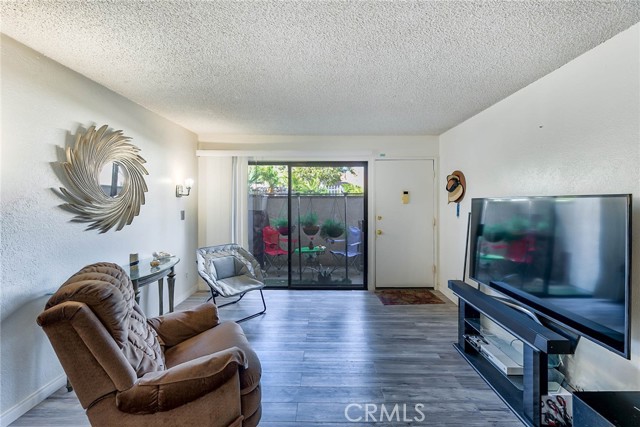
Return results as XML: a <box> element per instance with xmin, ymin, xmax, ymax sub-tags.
<box><xmin>449</xmin><ymin>280</ymin><xmax>573</xmax><ymax>426</ymax></box>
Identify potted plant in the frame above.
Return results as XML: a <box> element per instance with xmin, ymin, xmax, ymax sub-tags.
<box><xmin>320</xmin><ymin>218</ymin><xmax>345</xmax><ymax>239</ymax></box>
<box><xmin>300</xmin><ymin>211</ymin><xmax>319</xmax><ymax>236</ymax></box>
<box><xmin>317</xmin><ymin>266</ymin><xmax>332</xmax><ymax>283</ymax></box>
<box><xmin>273</xmin><ymin>217</ymin><xmax>294</xmax><ymax>236</ymax></box>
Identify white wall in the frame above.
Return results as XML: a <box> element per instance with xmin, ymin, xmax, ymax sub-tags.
<box><xmin>197</xmin><ymin>136</ymin><xmax>439</xmax><ymax>290</ymax></box>
<box><xmin>198</xmin><ymin>156</ymin><xmax>234</xmax><ymax>247</ymax></box>
<box><xmin>0</xmin><ymin>36</ymin><xmax>199</xmax><ymax>425</ymax></box>
<box><xmin>438</xmin><ymin>24</ymin><xmax>640</xmax><ymax>391</ymax></box>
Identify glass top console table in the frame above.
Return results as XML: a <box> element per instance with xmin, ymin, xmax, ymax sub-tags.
<box><xmin>126</xmin><ymin>256</ymin><xmax>180</xmax><ymax>315</ymax></box>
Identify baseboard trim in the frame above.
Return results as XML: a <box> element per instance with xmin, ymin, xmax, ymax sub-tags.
<box><xmin>175</xmin><ymin>283</ymin><xmax>199</xmax><ymax>307</ymax></box>
<box><xmin>1</xmin><ymin>374</ymin><xmax>67</xmax><ymax>427</ymax></box>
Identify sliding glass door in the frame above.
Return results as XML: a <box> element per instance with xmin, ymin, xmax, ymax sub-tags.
<box><xmin>247</xmin><ymin>161</ymin><xmax>367</xmax><ymax>290</ymax></box>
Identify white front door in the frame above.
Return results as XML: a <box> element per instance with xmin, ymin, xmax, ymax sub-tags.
<box><xmin>374</xmin><ymin>159</ymin><xmax>435</xmax><ymax>288</ymax></box>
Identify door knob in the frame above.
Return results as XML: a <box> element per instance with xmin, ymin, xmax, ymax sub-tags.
<box><xmin>376</xmin><ymin>229</ymin><xmax>383</xmax><ymax>235</ymax></box>
<box><xmin>377</xmin><ymin>215</ymin><xmax>383</xmax><ymax>220</ymax></box>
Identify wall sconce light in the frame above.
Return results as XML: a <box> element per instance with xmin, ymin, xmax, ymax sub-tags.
<box><xmin>176</xmin><ymin>178</ymin><xmax>194</xmax><ymax>197</ymax></box>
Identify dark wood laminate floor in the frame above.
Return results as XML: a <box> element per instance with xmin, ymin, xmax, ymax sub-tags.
<box><xmin>11</xmin><ymin>290</ymin><xmax>522</xmax><ymax>426</ymax></box>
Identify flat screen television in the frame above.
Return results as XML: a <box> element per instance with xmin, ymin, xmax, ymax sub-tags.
<box><xmin>469</xmin><ymin>194</ymin><xmax>632</xmax><ymax>358</ymax></box>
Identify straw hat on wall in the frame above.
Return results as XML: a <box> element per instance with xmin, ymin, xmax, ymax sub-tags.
<box><xmin>446</xmin><ymin>170</ymin><xmax>466</xmax><ymax>204</ymax></box>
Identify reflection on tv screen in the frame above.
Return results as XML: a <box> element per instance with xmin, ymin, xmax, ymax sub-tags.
<box><xmin>471</xmin><ymin>196</ymin><xmax>629</xmax><ymax>340</ymax></box>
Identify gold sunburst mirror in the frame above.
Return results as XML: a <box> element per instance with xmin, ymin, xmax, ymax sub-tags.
<box><xmin>56</xmin><ymin>124</ymin><xmax>148</xmax><ymax>233</ymax></box>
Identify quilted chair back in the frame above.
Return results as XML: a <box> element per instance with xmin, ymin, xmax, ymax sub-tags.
<box><xmin>38</xmin><ymin>263</ymin><xmax>165</xmax><ymax>408</ymax></box>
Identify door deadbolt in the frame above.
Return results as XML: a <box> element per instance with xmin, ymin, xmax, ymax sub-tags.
<box><xmin>376</xmin><ymin>230</ymin><xmax>383</xmax><ymax>235</ymax></box>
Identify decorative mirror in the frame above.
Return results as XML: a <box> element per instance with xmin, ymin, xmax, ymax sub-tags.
<box><xmin>56</xmin><ymin>124</ymin><xmax>148</xmax><ymax>233</ymax></box>
<box><xmin>99</xmin><ymin>162</ymin><xmax>125</xmax><ymax>197</ymax></box>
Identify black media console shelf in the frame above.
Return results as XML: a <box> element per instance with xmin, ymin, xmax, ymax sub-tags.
<box><xmin>448</xmin><ymin>280</ymin><xmax>572</xmax><ymax>427</ymax></box>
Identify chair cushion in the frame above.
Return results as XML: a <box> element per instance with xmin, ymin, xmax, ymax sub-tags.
<box><xmin>216</xmin><ymin>275</ymin><xmax>264</xmax><ymax>298</ymax></box>
<box><xmin>164</xmin><ymin>322</ymin><xmax>261</xmax><ymax>395</ymax></box>
<box><xmin>147</xmin><ymin>302</ymin><xmax>220</xmax><ymax>348</ymax></box>
<box><xmin>212</xmin><ymin>256</ymin><xmax>238</xmax><ymax>280</ymax></box>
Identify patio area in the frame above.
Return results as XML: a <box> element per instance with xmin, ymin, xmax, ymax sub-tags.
<box><xmin>249</xmin><ymin>192</ymin><xmax>366</xmax><ymax>289</ymax></box>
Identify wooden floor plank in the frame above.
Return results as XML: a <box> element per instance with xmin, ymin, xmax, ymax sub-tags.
<box><xmin>10</xmin><ymin>289</ymin><xmax>522</xmax><ymax>426</ymax></box>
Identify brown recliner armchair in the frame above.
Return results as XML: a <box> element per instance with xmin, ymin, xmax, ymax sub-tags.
<box><xmin>36</xmin><ymin>262</ymin><xmax>262</xmax><ymax>427</ymax></box>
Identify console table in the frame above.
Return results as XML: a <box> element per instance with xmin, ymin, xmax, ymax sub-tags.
<box><xmin>127</xmin><ymin>256</ymin><xmax>180</xmax><ymax>315</ymax></box>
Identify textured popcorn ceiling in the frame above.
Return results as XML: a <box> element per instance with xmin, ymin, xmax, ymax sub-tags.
<box><xmin>2</xmin><ymin>1</ymin><xmax>639</xmax><ymax>138</ymax></box>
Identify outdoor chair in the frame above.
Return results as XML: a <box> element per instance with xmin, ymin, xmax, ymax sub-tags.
<box><xmin>197</xmin><ymin>244</ymin><xmax>266</xmax><ymax>322</ymax></box>
<box><xmin>262</xmin><ymin>225</ymin><xmax>289</xmax><ymax>276</ymax></box>
<box><xmin>329</xmin><ymin>225</ymin><xmax>363</xmax><ymax>272</ymax></box>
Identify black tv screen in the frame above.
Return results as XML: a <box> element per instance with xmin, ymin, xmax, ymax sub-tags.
<box><xmin>469</xmin><ymin>194</ymin><xmax>632</xmax><ymax>358</ymax></box>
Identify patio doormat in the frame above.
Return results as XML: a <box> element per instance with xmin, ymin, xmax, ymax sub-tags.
<box><xmin>375</xmin><ymin>288</ymin><xmax>445</xmax><ymax>305</ymax></box>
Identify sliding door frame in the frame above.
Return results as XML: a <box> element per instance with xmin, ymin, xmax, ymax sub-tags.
<box><xmin>252</xmin><ymin>160</ymin><xmax>368</xmax><ymax>290</ymax></box>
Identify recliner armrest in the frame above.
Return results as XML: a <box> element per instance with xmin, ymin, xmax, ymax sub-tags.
<box><xmin>147</xmin><ymin>302</ymin><xmax>219</xmax><ymax>347</ymax></box>
<box><xmin>116</xmin><ymin>346</ymin><xmax>247</xmax><ymax>414</ymax></box>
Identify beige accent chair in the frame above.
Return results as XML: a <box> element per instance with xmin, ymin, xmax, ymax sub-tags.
<box><xmin>37</xmin><ymin>262</ymin><xmax>262</xmax><ymax>427</ymax></box>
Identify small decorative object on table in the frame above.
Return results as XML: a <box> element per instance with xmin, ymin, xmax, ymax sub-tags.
<box><xmin>153</xmin><ymin>251</ymin><xmax>172</xmax><ymax>261</ymax></box>
<box><xmin>129</xmin><ymin>253</ymin><xmax>139</xmax><ymax>272</ymax></box>
<box><xmin>151</xmin><ymin>251</ymin><xmax>172</xmax><ymax>267</ymax></box>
